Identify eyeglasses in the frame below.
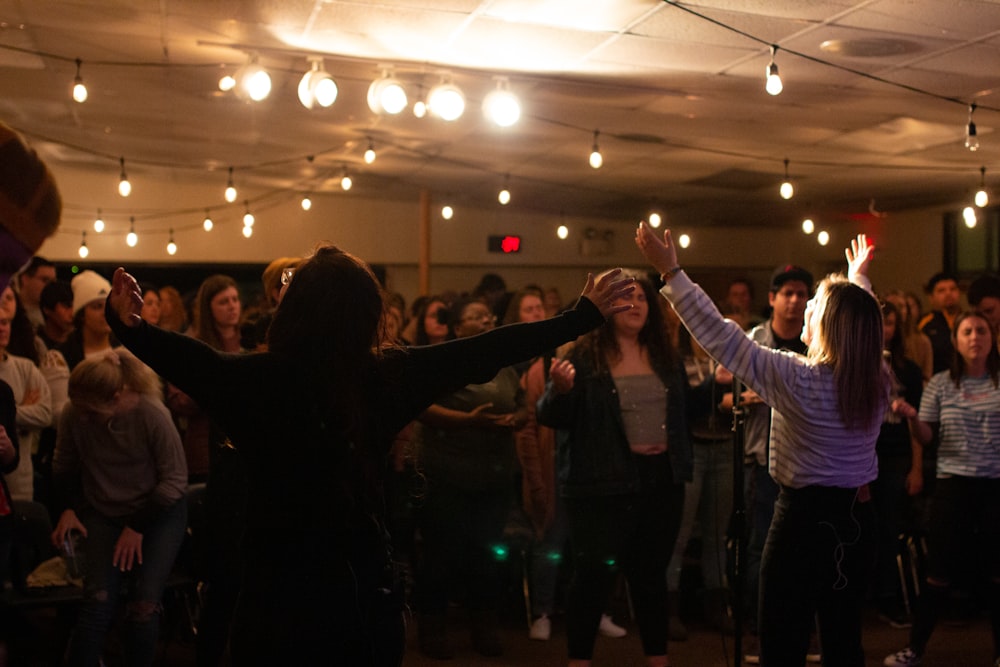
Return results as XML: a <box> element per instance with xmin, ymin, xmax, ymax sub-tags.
<box><xmin>281</xmin><ymin>267</ymin><xmax>295</xmax><ymax>286</ymax></box>
<box><xmin>461</xmin><ymin>311</ymin><xmax>496</xmax><ymax>324</ymax></box>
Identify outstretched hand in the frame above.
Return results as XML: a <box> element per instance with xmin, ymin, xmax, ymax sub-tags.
<box><xmin>634</xmin><ymin>222</ymin><xmax>677</xmax><ymax>276</ymax></box>
<box><xmin>109</xmin><ymin>267</ymin><xmax>144</xmax><ymax>328</ymax></box>
<box><xmin>845</xmin><ymin>234</ymin><xmax>874</xmax><ymax>281</ymax></box>
<box><xmin>580</xmin><ymin>268</ymin><xmax>635</xmax><ymax>319</ymax></box>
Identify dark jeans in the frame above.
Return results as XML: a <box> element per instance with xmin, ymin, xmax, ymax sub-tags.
<box><xmin>759</xmin><ymin>485</ymin><xmax>875</xmax><ymax>667</ymax></box>
<box><xmin>68</xmin><ymin>499</ymin><xmax>187</xmax><ymax>667</ymax></box>
<box><xmin>870</xmin><ymin>454</ymin><xmax>915</xmax><ymax>602</ymax></box>
<box><xmin>564</xmin><ymin>454</ymin><xmax>684</xmax><ymax>660</ymax></box>
<box><xmin>745</xmin><ymin>461</ymin><xmax>779</xmax><ymax>632</ymax></box>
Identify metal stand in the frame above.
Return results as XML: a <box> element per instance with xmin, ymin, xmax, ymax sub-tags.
<box><xmin>727</xmin><ymin>378</ymin><xmax>748</xmax><ymax>667</ymax></box>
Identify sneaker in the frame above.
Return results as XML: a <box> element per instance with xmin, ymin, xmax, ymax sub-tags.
<box><xmin>743</xmin><ymin>634</ymin><xmax>760</xmax><ymax>664</ymax></box>
<box><xmin>598</xmin><ymin>614</ymin><xmax>627</xmax><ymax>638</ymax></box>
<box><xmin>806</xmin><ymin>634</ymin><xmax>821</xmax><ymax>663</ymax></box>
<box><xmin>529</xmin><ymin>615</ymin><xmax>551</xmax><ymax>641</ymax></box>
<box><xmin>883</xmin><ymin>647</ymin><xmax>923</xmax><ymax>666</ymax></box>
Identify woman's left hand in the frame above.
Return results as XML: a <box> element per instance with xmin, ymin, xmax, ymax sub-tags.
<box><xmin>890</xmin><ymin>398</ymin><xmax>917</xmax><ymax>420</ymax></box>
<box><xmin>113</xmin><ymin>526</ymin><xmax>144</xmax><ymax>571</ymax></box>
<box><xmin>845</xmin><ymin>234</ymin><xmax>874</xmax><ymax>280</ymax></box>
<box><xmin>579</xmin><ymin>268</ymin><xmax>635</xmax><ymax>319</ymax></box>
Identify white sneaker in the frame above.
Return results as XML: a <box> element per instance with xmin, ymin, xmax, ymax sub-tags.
<box><xmin>529</xmin><ymin>615</ymin><xmax>551</xmax><ymax>641</ymax></box>
<box><xmin>883</xmin><ymin>647</ymin><xmax>923</xmax><ymax>666</ymax></box>
<box><xmin>598</xmin><ymin>614</ymin><xmax>627</xmax><ymax>638</ymax></box>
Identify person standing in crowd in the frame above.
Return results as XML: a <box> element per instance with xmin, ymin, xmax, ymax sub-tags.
<box><xmin>967</xmin><ymin>273</ymin><xmax>1000</xmax><ymax>338</ymax></box>
<box><xmin>58</xmin><ymin>271</ymin><xmax>115</xmax><ymax>371</ymax></box>
<box><xmin>239</xmin><ymin>257</ymin><xmax>299</xmax><ymax>351</ymax></box>
<box><xmin>413</xmin><ymin>297</ymin><xmax>526</xmax><ymax>659</ymax></box>
<box><xmin>871</xmin><ymin>300</ymin><xmax>925</xmax><ymax>628</ymax></box>
<box><xmin>538</xmin><ymin>268</ymin><xmax>692</xmax><ymax>667</ymax></box>
<box><xmin>37</xmin><ymin>280</ymin><xmax>74</xmax><ymax>350</ymax></box>
<box><xmin>105</xmin><ymin>247</ymin><xmax>634</xmax><ymax>666</ymax></box>
<box><xmin>919</xmin><ymin>272</ymin><xmax>962</xmax><ymax>374</ymax></box>
<box><xmin>157</xmin><ymin>286</ymin><xmax>188</xmax><ymax>333</ymax></box>
<box><xmin>716</xmin><ymin>263</ymin><xmax>814</xmax><ymax>663</ymax></box>
<box><xmin>884</xmin><ymin>310</ymin><xmax>1000</xmax><ymax>667</ymax></box>
<box><xmin>543</xmin><ymin>286</ymin><xmax>564</xmax><ymax>319</ymax></box>
<box><xmin>138</xmin><ymin>283</ymin><xmax>161</xmax><ymax>326</ymax></box>
<box><xmin>51</xmin><ymin>350</ymin><xmax>187</xmax><ymax>667</ymax></box>
<box><xmin>721</xmin><ymin>277</ymin><xmax>763</xmax><ymax>331</ymax></box>
<box><xmin>637</xmin><ymin>224</ymin><xmax>887</xmax><ymax>667</ymax></box>
<box><xmin>14</xmin><ymin>256</ymin><xmax>56</xmax><ymax>330</ymax></box>
<box><xmin>0</xmin><ymin>382</ymin><xmax>19</xmax><ymax>664</ymax></box>
<box><xmin>883</xmin><ymin>289</ymin><xmax>934</xmax><ymax>383</ymax></box>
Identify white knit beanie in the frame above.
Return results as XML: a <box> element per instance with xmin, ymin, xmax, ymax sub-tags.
<box><xmin>71</xmin><ymin>270</ymin><xmax>111</xmax><ymax>316</ymax></box>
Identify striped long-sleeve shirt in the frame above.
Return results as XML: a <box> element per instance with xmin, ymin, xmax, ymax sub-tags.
<box><xmin>921</xmin><ymin>371</ymin><xmax>1000</xmax><ymax>478</ymax></box>
<box><xmin>661</xmin><ymin>272</ymin><xmax>881</xmax><ymax>489</ymax></box>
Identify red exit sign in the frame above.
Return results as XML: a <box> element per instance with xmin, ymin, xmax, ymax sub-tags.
<box><xmin>488</xmin><ymin>234</ymin><xmax>522</xmax><ymax>253</ymax></box>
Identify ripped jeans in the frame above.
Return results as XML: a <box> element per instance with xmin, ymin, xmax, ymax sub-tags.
<box><xmin>68</xmin><ymin>499</ymin><xmax>187</xmax><ymax>667</ymax></box>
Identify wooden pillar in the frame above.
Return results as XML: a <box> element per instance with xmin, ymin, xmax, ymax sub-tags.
<box><xmin>419</xmin><ymin>188</ymin><xmax>431</xmax><ymax>295</ymax></box>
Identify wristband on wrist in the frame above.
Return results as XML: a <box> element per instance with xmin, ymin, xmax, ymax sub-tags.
<box><xmin>660</xmin><ymin>265</ymin><xmax>682</xmax><ymax>282</ymax></box>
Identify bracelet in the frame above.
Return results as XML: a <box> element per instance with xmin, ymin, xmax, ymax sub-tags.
<box><xmin>660</xmin><ymin>265</ymin><xmax>682</xmax><ymax>282</ymax></box>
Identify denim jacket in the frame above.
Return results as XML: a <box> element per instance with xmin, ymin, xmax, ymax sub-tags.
<box><xmin>537</xmin><ymin>351</ymin><xmax>693</xmax><ymax>498</ymax></box>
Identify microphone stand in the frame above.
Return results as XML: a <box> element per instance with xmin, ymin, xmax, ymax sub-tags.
<box><xmin>728</xmin><ymin>377</ymin><xmax>748</xmax><ymax>667</ymax></box>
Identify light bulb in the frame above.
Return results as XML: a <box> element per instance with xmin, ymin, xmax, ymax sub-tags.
<box><xmin>441</xmin><ymin>205</ymin><xmax>453</xmax><ymax>220</ymax></box>
<box><xmin>498</xmin><ymin>188</ymin><xmax>510</xmax><ymax>205</ymax></box>
<box><xmin>126</xmin><ymin>231</ymin><xmax>138</xmax><ymax>247</ymax></box>
<box><xmin>93</xmin><ymin>210</ymin><xmax>104</xmax><ymax>233</ymax></box>
<box><xmin>167</xmin><ymin>231</ymin><xmax>177</xmax><ymax>255</ymax></box>
<box><xmin>976</xmin><ymin>188</ymin><xmax>989</xmax><ymax>207</ymax></box>
<box><xmin>483</xmin><ymin>80</ymin><xmax>521</xmax><ymax>127</ymax></box>
<box><xmin>242</xmin><ymin>224</ymin><xmax>253</xmax><ymax>238</ymax></box>
<box><xmin>203</xmin><ymin>214</ymin><xmax>214</xmax><ymax>232</ymax></box>
<box><xmin>802</xmin><ymin>218</ymin><xmax>815</xmax><ymax>234</ymax></box>
<box><xmin>242</xmin><ymin>62</ymin><xmax>271</xmax><ymax>101</ymax></box>
<box><xmin>119</xmin><ymin>178</ymin><xmax>131</xmax><ymax>198</ymax></box>
<box><xmin>341</xmin><ymin>174</ymin><xmax>353</xmax><ymax>191</ymax></box>
<box><xmin>364</xmin><ymin>140</ymin><xmax>376</xmax><ymax>164</ymax></box>
<box><xmin>766</xmin><ymin>63</ymin><xmax>783</xmax><ymax>95</ymax></box>
<box><xmin>413</xmin><ymin>99</ymin><xmax>426</xmax><ymax>118</ymax></box>
<box><xmin>298</xmin><ymin>58</ymin><xmax>337</xmax><ymax>109</ymax></box>
<box><xmin>557</xmin><ymin>225</ymin><xmax>569</xmax><ymax>240</ymax></box>
<box><xmin>963</xmin><ymin>206</ymin><xmax>978</xmax><ymax>228</ymax></box>
<box><xmin>678</xmin><ymin>234</ymin><xmax>691</xmax><ymax>249</ymax></box>
<box><xmin>218</xmin><ymin>74</ymin><xmax>236</xmax><ymax>91</ymax></box>
<box><xmin>78</xmin><ymin>231</ymin><xmax>88</xmax><ymax>258</ymax></box>
<box><xmin>966</xmin><ymin>124</ymin><xmax>979</xmax><ymax>151</ymax></box>
<box><xmin>428</xmin><ymin>80</ymin><xmax>465</xmax><ymax>121</ymax></box>
<box><xmin>224</xmin><ymin>167</ymin><xmax>237</xmax><ymax>203</ymax></box>
<box><xmin>780</xmin><ymin>181</ymin><xmax>794</xmax><ymax>199</ymax></box>
<box><xmin>817</xmin><ymin>230</ymin><xmax>830</xmax><ymax>246</ymax></box>
<box><xmin>648</xmin><ymin>212</ymin><xmax>662</xmax><ymax>228</ymax></box>
<box><xmin>72</xmin><ymin>59</ymin><xmax>87</xmax><ymax>103</ymax></box>
<box><xmin>368</xmin><ymin>73</ymin><xmax>407</xmax><ymax>114</ymax></box>
<box><xmin>243</xmin><ymin>211</ymin><xmax>254</xmax><ymax>226</ymax></box>
<box><xmin>589</xmin><ymin>149</ymin><xmax>603</xmax><ymax>169</ymax></box>
<box><xmin>301</xmin><ymin>195</ymin><xmax>312</xmax><ymax>211</ymax></box>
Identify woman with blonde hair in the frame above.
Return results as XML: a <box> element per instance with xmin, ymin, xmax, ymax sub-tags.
<box><xmin>51</xmin><ymin>349</ymin><xmax>187</xmax><ymax>666</ymax></box>
<box><xmin>636</xmin><ymin>224</ymin><xmax>889</xmax><ymax>666</ymax></box>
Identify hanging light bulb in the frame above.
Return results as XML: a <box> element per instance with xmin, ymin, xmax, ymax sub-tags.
<box><xmin>238</xmin><ymin>54</ymin><xmax>271</xmax><ymax>102</ymax></box>
<box><xmin>118</xmin><ymin>157</ymin><xmax>131</xmax><ymax>197</ymax></box>
<box><xmin>765</xmin><ymin>45</ymin><xmax>783</xmax><ymax>96</ymax></box>
<box><xmin>242</xmin><ymin>201</ymin><xmax>254</xmax><ymax>227</ymax></box>
<box><xmin>780</xmin><ymin>158</ymin><xmax>794</xmax><ymax>199</ymax></box>
<box><xmin>242</xmin><ymin>224</ymin><xmax>253</xmax><ymax>238</ymax></box>
<box><xmin>483</xmin><ymin>77</ymin><xmax>521</xmax><ymax>127</ymax></box>
<box><xmin>413</xmin><ymin>84</ymin><xmax>427</xmax><ymax>118</ymax></box>
<box><xmin>203</xmin><ymin>210</ymin><xmax>214</xmax><ymax>232</ymax></box>
<box><xmin>498</xmin><ymin>175</ymin><xmax>511</xmax><ymax>205</ymax></box>
<box><xmin>976</xmin><ymin>166</ymin><xmax>990</xmax><ymax>207</ymax></box>
<box><xmin>428</xmin><ymin>76</ymin><xmax>465</xmax><ymax>121</ymax></box>
<box><xmin>224</xmin><ymin>166</ymin><xmax>237</xmax><ymax>203</ymax></box>
<box><xmin>340</xmin><ymin>171</ymin><xmax>353</xmax><ymax>191</ymax></box>
<box><xmin>963</xmin><ymin>205</ymin><xmax>978</xmax><ymax>228</ymax></box>
<box><xmin>589</xmin><ymin>130</ymin><xmax>603</xmax><ymax>169</ymax></box>
<box><xmin>441</xmin><ymin>204</ymin><xmax>454</xmax><ymax>220</ymax></box>
<box><xmin>678</xmin><ymin>234</ymin><xmax>691</xmax><ymax>249</ymax></box>
<box><xmin>93</xmin><ymin>209</ymin><xmax>104</xmax><ymax>233</ymax></box>
<box><xmin>364</xmin><ymin>138</ymin><xmax>377</xmax><ymax>164</ymax></box>
<box><xmin>166</xmin><ymin>229</ymin><xmax>177</xmax><ymax>256</ymax></box>
<box><xmin>367</xmin><ymin>69</ymin><xmax>407</xmax><ymax>115</ymax></box>
<box><xmin>298</xmin><ymin>57</ymin><xmax>338</xmax><ymax>109</ymax></box>
<box><xmin>557</xmin><ymin>224</ymin><xmax>569</xmax><ymax>240</ymax></box>
<box><xmin>78</xmin><ymin>231</ymin><xmax>89</xmax><ymax>258</ymax></box>
<box><xmin>72</xmin><ymin>58</ymin><xmax>88</xmax><ymax>103</ymax></box>
<box><xmin>301</xmin><ymin>194</ymin><xmax>312</xmax><ymax>211</ymax></box>
<box><xmin>126</xmin><ymin>216</ymin><xmax>138</xmax><ymax>247</ymax></box>
<box><xmin>966</xmin><ymin>103</ymin><xmax>979</xmax><ymax>151</ymax></box>
<box><xmin>648</xmin><ymin>212</ymin><xmax>662</xmax><ymax>228</ymax></box>
<box><xmin>802</xmin><ymin>218</ymin><xmax>815</xmax><ymax>234</ymax></box>
<box><xmin>817</xmin><ymin>230</ymin><xmax>830</xmax><ymax>246</ymax></box>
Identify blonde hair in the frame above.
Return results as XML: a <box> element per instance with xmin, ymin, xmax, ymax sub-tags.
<box><xmin>68</xmin><ymin>349</ymin><xmax>161</xmax><ymax>413</ymax></box>
<box><xmin>808</xmin><ymin>275</ymin><xmax>888</xmax><ymax>428</ymax></box>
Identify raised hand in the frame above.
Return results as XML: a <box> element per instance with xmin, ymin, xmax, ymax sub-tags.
<box><xmin>109</xmin><ymin>267</ymin><xmax>144</xmax><ymax>328</ymax></box>
<box><xmin>634</xmin><ymin>222</ymin><xmax>678</xmax><ymax>276</ymax></box>
<box><xmin>580</xmin><ymin>268</ymin><xmax>635</xmax><ymax>319</ymax></box>
<box><xmin>845</xmin><ymin>234</ymin><xmax>874</xmax><ymax>281</ymax></box>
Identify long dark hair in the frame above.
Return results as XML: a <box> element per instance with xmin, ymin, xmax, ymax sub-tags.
<box><xmin>949</xmin><ymin>310</ymin><xmax>1000</xmax><ymax>388</ymax></box>
<box><xmin>267</xmin><ymin>244</ymin><xmax>386</xmax><ymax>437</ymax></box>
<box><xmin>881</xmin><ymin>300</ymin><xmax>907</xmax><ymax>373</ymax></box>
<box><xmin>574</xmin><ymin>269</ymin><xmax>675</xmax><ymax>375</ymax></box>
<box><xmin>6</xmin><ymin>290</ymin><xmax>40</xmax><ymax>365</ymax></box>
<box><xmin>193</xmin><ymin>274</ymin><xmax>239</xmax><ymax>351</ymax></box>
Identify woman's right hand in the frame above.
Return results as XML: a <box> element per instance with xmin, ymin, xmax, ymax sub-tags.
<box><xmin>580</xmin><ymin>268</ymin><xmax>635</xmax><ymax>319</ymax></box>
<box><xmin>109</xmin><ymin>267</ymin><xmax>144</xmax><ymax>328</ymax></box>
<box><xmin>51</xmin><ymin>508</ymin><xmax>87</xmax><ymax>548</ymax></box>
<box><xmin>635</xmin><ymin>221</ymin><xmax>678</xmax><ymax>276</ymax></box>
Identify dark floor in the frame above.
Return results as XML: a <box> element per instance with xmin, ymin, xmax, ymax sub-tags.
<box><xmin>3</xmin><ymin>595</ymin><xmax>993</xmax><ymax>666</ymax></box>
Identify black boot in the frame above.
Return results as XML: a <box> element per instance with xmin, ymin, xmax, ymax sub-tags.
<box><xmin>418</xmin><ymin>613</ymin><xmax>453</xmax><ymax>660</ymax></box>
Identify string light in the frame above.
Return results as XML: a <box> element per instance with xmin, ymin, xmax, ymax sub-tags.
<box><xmin>72</xmin><ymin>58</ymin><xmax>88</xmax><ymax>103</ymax></box>
<box><xmin>557</xmin><ymin>224</ymin><xmax>569</xmax><ymax>239</ymax></box>
<box><xmin>678</xmin><ymin>233</ymin><xmax>691</xmax><ymax>249</ymax></box>
<box><xmin>203</xmin><ymin>210</ymin><xmax>213</xmax><ymax>231</ymax></box>
<box><xmin>780</xmin><ymin>158</ymin><xmax>794</xmax><ymax>199</ymax></box>
<box><xmin>412</xmin><ymin>84</ymin><xmax>427</xmax><ymax>118</ymax></box>
<box><xmin>118</xmin><ymin>157</ymin><xmax>131</xmax><ymax>197</ymax></box>
<box><xmin>498</xmin><ymin>174</ymin><xmax>511</xmax><ymax>205</ymax></box>
<box><xmin>166</xmin><ymin>229</ymin><xmax>177</xmax><ymax>255</ymax></box>
<box><xmin>802</xmin><ymin>218</ymin><xmax>815</xmax><ymax>234</ymax></box>
<box><xmin>301</xmin><ymin>194</ymin><xmax>312</xmax><ymax>210</ymax></box>
<box><xmin>966</xmin><ymin>103</ymin><xmax>979</xmax><ymax>151</ymax></box>
<box><xmin>224</xmin><ymin>166</ymin><xmax>237</xmax><ymax>203</ymax></box>
<box><xmin>364</xmin><ymin>138</ymin><xmax>377</xmax><ymax>164</ymax></box>
<box><xmin>441</xmin><ymin>204</ymin><xmax>454</xmax><ymax>220</ymax></box>
<box><xmin>340</xmin><ymin>170</ymin><xmax>353</xmax><ymax>191</ymax></box>
<box><xmin>297</xmin><ymin>57</ymin><xmax>337</xmax><ymax>109</ymax></box>
<box><xmin>963</xmin><ymin>205</ymin><xmax>978</xmax><ymax>228</ymax></box>
<box><xmin>242</xmin><ymin>200</ymin><xmax>254</xmax><ymax>227</ymax></box>
<box><xmin>126</xmin><ymin>216</ymin><xmax>137</xmax><ymax>247</ymax></box>
<box><xmin>242</xmin><ymin>224</ymin><xmax>253</xmax><ymax>238</ymax></box>
<box><xmin>78</xmin><ymin>231</ymin><xmax>88</xmax><ymax>258</ymax></box>
<box><xmin>817</xmin><ymin>230</ymin><xmax>830</xmax><ymax>246</ymax></box>
<box><xmin>648</xmin><ymin>212</ymin><xmax>662</xmax><ymax>228</ymax></box>
<box><xmin>765</xmin><ymin>45</ymin><xmax>783</xmax><ymax>96</ymax></box>
<box><xmin>976</xmin><ymin>166</ymin><xmax>989</xmax><ymax>207</ymax></box>
<box><xmin>483</xmin><ymin>77</ymin><xmax>521</xmax><ymax>127</ymax></box>
<box><xmin>93</xmin><ymin>209</ymin><xmax>104</xmax><ymax>233</ymax></box>
<box><xmin>589</xmin><ymin>130</ymin><xmax>603</xmax><ymax>169</ymax></box>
